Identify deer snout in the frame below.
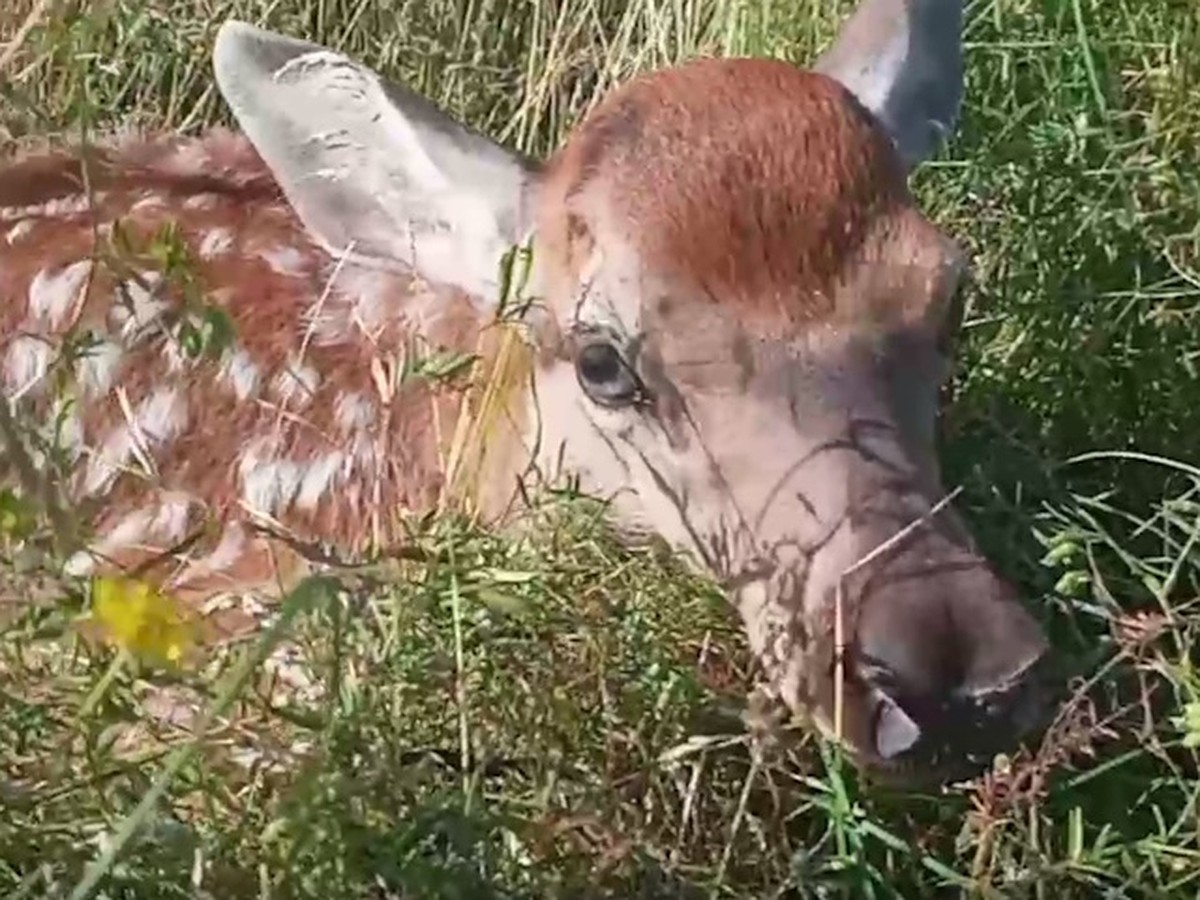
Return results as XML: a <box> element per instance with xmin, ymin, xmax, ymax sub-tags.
<box><xmin>853</xmin><ymin>553</ymin><xmax>1053</xmax><ymax>781</ymax></box>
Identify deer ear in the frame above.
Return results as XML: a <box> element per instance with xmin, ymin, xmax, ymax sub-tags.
<box><xmin>813</xmin><ymin>0</ymin><xmax>964</xmax><ymax>170</ymax></box>
<box><xmin>212</xmin><ymin>20</ymin><xmax>536</xmax><ymax>304</ymax></box>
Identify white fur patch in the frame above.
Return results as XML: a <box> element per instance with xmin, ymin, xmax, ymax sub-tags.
<box><xmin>237</xmin><ymin>436</ymin><xmax>346</xmax><ymax>517</ymax></box>
<box><xmin>130</xmin><ymin>194</ymin><xmax>167</xmax><ymax>214</ymax></box>
<box><xmin>172</xmin><ymin>521</ymin><xmax>249</xmax><ymax>589</ymax></box>
<box><xmin>134</xmin><ymin>385</ymin><xmax>189</xmax><ymax>446</ymax></box>
<box><xmin>4</xmin><ymin>335</ymin><xmax>54</xmax><ymax>399</ymax></box>
<box><xmin>149</xmin><ymin>493</ymin><xmax>194</xmax><ymax>543</ymax></box>
<box><xmin>199</xmin><ymin>523</ymin><xmax>248</xmax><ymax>573</ymax></box>
<box><xmin>82</xmin><ymin>385</ymin><xmax>188</xmax><ymax>496</ymax></box>
<box><xmin>257</xmin><ymin>245</ymin><xmax>305</xmax><ymax>276</ymax></box>
<box><xmin>0</xmin><ymin>194</ymin><xmax>94</xmax><ymax>222</ymax></box>
<box><xmin>183</xmin><ymin>193</ymin><xmax>221</xmax><ymax>211</ymax></box>
<box><xmin>296</xmin><ymin>451</ymin><xmax>345</xmax><ymax>511</ymax></box>
<box><xmin>333</xmin><ymin>391</ymin><xmax>374</xmax><ymax>432</ymax></box>
<box><xmin>94</xmin><ymin>508</ymin><xmax>154</xmax><ymax>556</ymax></box>
<box><xmin>270</xmin><ymin>357</ymin><xmax>320</xmax><ymax>408</ymax></box>
<box><xmin>163</xmin><ymin>142</ymin><xmax>211</xmax><ymax>176</ymax></box>
<box><xmin>76</xmin><ymin>338</ymin><xmax>123</xmax><ymax>397</ymax></box>
<box><xmin>238</xmin><ymin>437</ymin><xmax>304</xmax><ymax>517</ymax></box>
<box><xmin>161</xmin><ymin>334</ymin><xmax>190</xmax><ymax>373</ymax></box>
<box><xmin>220</xmin><ymin>348</ymin><xmax>261</xmax><ymax>400</ymax></box>
<box><xmin>5</xmin><ymin>220</ymin><xmax>35</xmax><ymax>243</ymax></box>
<box><xmin>198</xmin><ymin>227</ymin><xmax>234</xmax><ymax>259</ymax></box>
<box><xmin>28</xmin><ymin>259</ymin><xmax>93</xmax><ymax>329</ymax></box>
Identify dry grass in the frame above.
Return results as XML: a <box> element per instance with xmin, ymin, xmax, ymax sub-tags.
<box><xmin>1</xmin><ymin>0</ymin><xmax>1199</xmax><ymax>897</ymax></box>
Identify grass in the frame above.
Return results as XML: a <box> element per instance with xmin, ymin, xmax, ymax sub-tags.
<box><xmin>2</xmin><ymin>0</ymin><xmax>1199</xmax><ymax>896</ymax></box>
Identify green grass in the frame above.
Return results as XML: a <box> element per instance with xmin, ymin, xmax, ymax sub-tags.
<box><xmin>2</xmin><ymin>0</ymin><xmax>1200</xmax><ymax>896</ymax></box>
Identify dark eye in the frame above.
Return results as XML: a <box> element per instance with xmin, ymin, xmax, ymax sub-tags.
<box><xmin>575</xmin><ymin>339</ymin><xmax>644</xmax><ymax>408</ymax></box>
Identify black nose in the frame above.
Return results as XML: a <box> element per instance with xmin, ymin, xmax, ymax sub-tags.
<box><xmin>868</xmin><ymin>643</ymin><xmax>1056</xmax><ymax>787</ymax></box>
<box><xmin>898</xmin><ymin>649</ymin><xmax>1058</xmax><ymax>782</ymax></box>
<box><xmin>957</xmin><ymin>648</ymin><xmax>1058</xmax><ymax>751</ymax></box>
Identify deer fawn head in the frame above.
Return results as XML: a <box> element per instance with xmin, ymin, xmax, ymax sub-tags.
<box><xmin>0</xmin><ymin>0</ymin><xmax>1050</xmax><ymax>784</ymax></box>
<box><xmin>209</xmin><ymin>0</ymin><xmax>1050</xmax><ymax>783</ymax></box>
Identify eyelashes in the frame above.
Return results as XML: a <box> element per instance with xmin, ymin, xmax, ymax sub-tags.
<box><xmin>572</xmin><ymin>328</ymin><xmax>649</xmax><ymax>409</ymax></box>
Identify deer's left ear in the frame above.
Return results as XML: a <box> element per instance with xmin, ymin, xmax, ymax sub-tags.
<box><xmin>213</xmin><ymin>20</ymin><xmax>537</xmax><ymax>304</ymax></box>
<box><xmin>813</xmin><ymin>0</ymin><xmax>965</xmax><ymax>170</ymax></box>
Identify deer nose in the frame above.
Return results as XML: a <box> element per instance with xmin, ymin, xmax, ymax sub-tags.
<box><xmin>955</xmin><ymin>647</ymin><xmax>1057</xmax><ymax>749</ymax></box>
<box><xmin>854</xmin><ymin>559</ymin><xmax>1053</xmax><ymax>778</ymax></box>
<box><xmin>873</xmin><ymin>642</ymin><xmax>1057</xmax><ymax>782</ymax></box>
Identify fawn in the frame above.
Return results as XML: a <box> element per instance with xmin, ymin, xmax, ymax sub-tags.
<box><xmin>0</xmin><ymin>0</ymin><xmax>1050</xmax><ymax>783</ymax></box>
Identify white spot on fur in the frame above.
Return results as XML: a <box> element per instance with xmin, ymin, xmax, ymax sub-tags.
<box><xmin>270</xmin><ymin>357</ymin><xmax>320</xmax><ymax>409</ymax></box>
<box><xmin>28</xmin><ymin>259</ymin><xmax>93</xmax><ymax>329</ymax></box>
<box><xmin>183</xmin><ymin>193</ymin><xmax>220</xmax><ymax>211</ymax></box>
<box><xmin>76</xmin><ymin>338</ymin><xmax>123</xmax><ymax>397</ymax></box>
<box><xmin>134</xmin><ymin>385</ymin><xmax>188</xmax><ymax>445</ymax></box>
<box><xmin>296</xmin><ymin>451</ymin><xmax>345</xmax><ymax>510</ymax></box>
<box><xmin>198</xmin><ymin>228</ymin><xmax>234</xmax><ymax>259</ymax></box>
<box><xmin>94</xmin><ymin>509</ymin><xmax>153</xmax><ymax>556</ymax></box>
<box><xmin>149</xmin><ymin>493</ymin><xmax>193</xmax><ymax>543</ymax></box>
<box><xmin>5</xmin><ymin>220</ymin><xmax>34</xmax><ymax>243</ymax></box>
<box><xmin>0</xmin><ymin>194</ymin><xmax>94</xmax><ymax>222</ymax></box>
<box><xmin>130</xmin><ymin>194</ymin><xmax>167</xmax><ymax>214</ymax></box>
<box><xmin>257</xmin><ymin>245</ymin><xmax>305</xmax><ymax>276</ymax></box>
<box><xmin>220</xmin><ymin>348</ymin><xmax>261</xmax><ymax>400</ymax></box>
<box><xmin>334</xmin><ymin>391</ymin><xmax>374</xmax><ymax>432</ymax></box>
<box><xmin>4</xmin><ymin>335</ymin><xmax>54</xmax><ymax>399</ymax></box>
<box><xmin>238</xmin><ymin>437</ymin><xmax>304</xmax><ymax>517</ymax></box>
<box><xmin>173</xmin><ymin>522</ymin><xmax>248</xmax><ymax>590</ymax></box>
<box><xmin>163</xmin><ymin>143</ymin><xmax>211</xmax><ymax>177</ymax></box>
<box><xmin>82</xmin><ymin>385</ymin><xmax>188</xmax><ymax>496</ymax></box>
<box><xmin>161</xmin><ymin>334</ymin><xmax>189</xmax><ymax>373</ymax></box>
<box><xmin>200</xmin><ymin>523</ymin><xmax>247</xmax><ymax>573</ymax></box>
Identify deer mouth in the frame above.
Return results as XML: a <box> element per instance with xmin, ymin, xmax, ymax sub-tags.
<box><xmin>859</xmin><ymin>649</ymin><xmax>1058</xmax><ymax>787</ymax></box>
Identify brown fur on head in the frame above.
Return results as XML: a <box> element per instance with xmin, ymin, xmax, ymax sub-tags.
<box><xmin>540</xmin><ymin>60</ymin><xmax>912</xmax><ymax>333</ymax></box>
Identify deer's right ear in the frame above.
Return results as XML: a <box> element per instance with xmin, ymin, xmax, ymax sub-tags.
<box><xmin>212</xmin><ymin>20</ymin><xmax>536</xmax><ymax>305</ymax></box>
<box><xmin>813</xmin><ymin>0</ymin><xmax>965</xmax><ymax>171</ymax></box>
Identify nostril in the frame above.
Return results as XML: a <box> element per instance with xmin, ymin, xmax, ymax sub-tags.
<box><xmin>960</xmin><ymin>652</ymin><xmax>1056</xmax><ymax>743</ymax></box>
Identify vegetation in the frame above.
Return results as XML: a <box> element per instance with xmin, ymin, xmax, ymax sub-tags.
<box><xmin>1</xmin><ymin>0</ymin><xmax>1198</xmax><ymax>896</ymax></box>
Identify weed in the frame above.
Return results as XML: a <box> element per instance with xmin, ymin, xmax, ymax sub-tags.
<box><xmin>1</xmin><ymin>0</ymin><xmax>1197</xmax><ymax>897</ymax></box>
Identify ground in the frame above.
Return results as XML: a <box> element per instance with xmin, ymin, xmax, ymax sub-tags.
<box><xmin>1</xmin><ymin>0</ymin><xmax>1199</xmax><ymax>897</ymax></box>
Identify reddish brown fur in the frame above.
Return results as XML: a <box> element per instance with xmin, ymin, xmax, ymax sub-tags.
<box><xmin>0</xmin><ymin>130</ymin><xmax>483</xmax><ymax>617</ymax></box>
<box><xmin>538</xmin><ymin>59</ymin><xmax>917</xmax><ymax>337</ymax></box>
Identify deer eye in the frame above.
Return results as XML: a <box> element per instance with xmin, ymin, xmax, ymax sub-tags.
<box><xmin>575</xmin><ymin>338</ymin><xmax>644</xmax><ymax>408</ymax></box>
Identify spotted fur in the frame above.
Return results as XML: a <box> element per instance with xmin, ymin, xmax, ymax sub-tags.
<box><xmin>0</xmin><ymin>130</ymin><xmax>483</xmax><ymax>621</ymax></box>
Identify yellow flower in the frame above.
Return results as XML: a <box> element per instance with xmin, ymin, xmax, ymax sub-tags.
<box><xmin>90</xmin><ymin>575</ymin><xmax>198</xmax><ymax>667</ymax></box>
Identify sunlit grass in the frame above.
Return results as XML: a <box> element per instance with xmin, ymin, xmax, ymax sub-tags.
<box><xmin>1</xmin><ymin>0</ymin><xmax>1198</xmax><ymax>896</ymax></box>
